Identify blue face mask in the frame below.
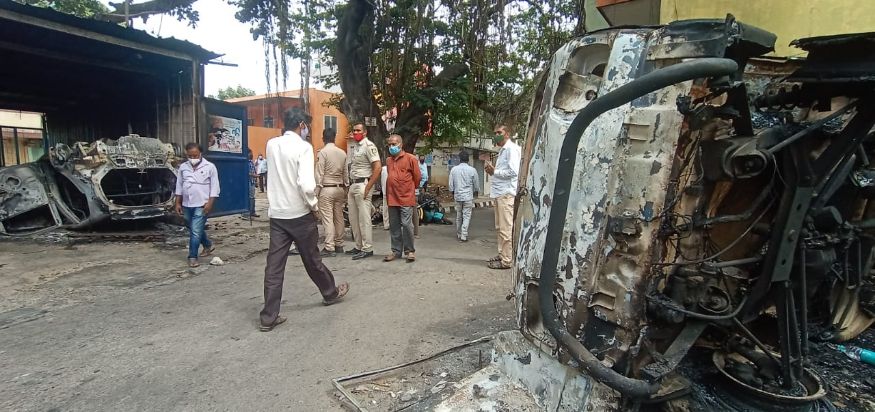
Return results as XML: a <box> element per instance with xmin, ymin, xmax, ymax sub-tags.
<box><xmin>388</xmin><ymin>145</ymin><xmax>401</xmax><ymax>156</ymax></box>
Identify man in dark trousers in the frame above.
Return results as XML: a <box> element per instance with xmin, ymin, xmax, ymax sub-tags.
<box><xmin>259</xmin><ymin>108</ymin><xmax>350</xmax><ymax>332</ymax></box>
<box><xmin>383</xmin><ymin>134</ymin><xmax>421</xmax><ymax>263</ymax></box>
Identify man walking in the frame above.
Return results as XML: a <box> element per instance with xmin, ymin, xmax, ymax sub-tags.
<box><xmin>485</xmin><ymin>125</ymin><xmax>521</xmax><ymax>270</ymax></box>
<box><xmin>316</xmin><ymin>128</ymin><xmax>348</xmax><ymax>257</ymax></box>
<box><xmin>383</xmin><ymin>134</ymin><xmax>421</xmax><ymax>263</ymax></box>
<box><xmin>344</xmin><ymin>123</ymin><xmax>381</xmax><ymax>260</ymax></box>
<box><xmin>256</xmin><ymin>153</ymin><xmax>268</xmax><ymax>192</ymax></box>
<box><xmin>174</xmin><ymin>143</ymin><xmax>220</xmax><ymax>268</ymax></box>
<box><xmin>449</xmin><ymin>151</ymin><xmax>480</xmax><ymax>242</ymax></box>
<box><xmin>260</xmin><ymin>108</ymin><xmax>349</xmax><ymax>332</ymax></box>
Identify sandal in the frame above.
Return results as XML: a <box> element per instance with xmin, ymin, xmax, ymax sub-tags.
<box><xmin>383</xmin><ymin>254</ymin><xmax>400</xmax><ymax>262</ymax></box>
<box><xmin>200</xmin><ymin>245</ymin><xmax>216</xmax><ymax>257</ymax></box>
<box><xmin>259</xmin><ymin>315</ymin><xmax>287</xmax><ymax>332</ymax></box>
<box><xmin>488</xmin><ymin>261</ymin><xmax>512</xmax><ymax>270</ymax></box>
<box><xmin>487</xmin><ymin>255</ymin><xmax>502</xmax><ymax>263</ymax></box>
<box><xmin>323</xmin><ymin>282</ymin><xmax>350</xmax><ymax>306</ymax></box>
<box><xmin>406</xmin><ymin>252</ymin><xmax>416</xmax><ymax>263</ymax></box>
<box><xmin>188</xmin><ymin>258</ymin><xmax>200</xmax><ymax>268</ymax></box>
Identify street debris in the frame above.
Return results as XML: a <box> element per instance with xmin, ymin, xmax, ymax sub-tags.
<box><xmin>209</xmin><ymin>257</ymin><xmax>225</xmax><ymax>266</ymax></box>
<box><xmin>332</xmin><ymin>337</ymin><xmax>493</xmax><ymax>411</ymax></box>
<box><xmin>830</xmin><ymin>343</ymin><xmax>875</xmax><ymax>366</ymax></box>
<box><xmin>0</xmin><ymin>135</ymin><xmax>179</xmax><ymax>235</ymax></box>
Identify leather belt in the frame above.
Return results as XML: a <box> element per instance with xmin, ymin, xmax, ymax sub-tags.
<box><xmin>322</xmin><ymin>184</ymin><xmax>345</xmax><ymax>188</ymax></box>
<box><xmin>352</xmin><ymin>177</ymin><xmax>369</xmax><ymax>184</ymax></box>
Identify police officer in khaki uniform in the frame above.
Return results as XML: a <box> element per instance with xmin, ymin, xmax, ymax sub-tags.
<box><xmin>316</xmin><ymin>128</ymin><xmax>348</xmax><ymax>257</ymax></box>
<box><xmin>345</xmin><ymin>123</ymin><xmax>381</xmax><ymax>260</ymax></box>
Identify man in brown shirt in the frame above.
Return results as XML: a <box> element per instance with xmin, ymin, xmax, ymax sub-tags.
<box><xmin>316</xmin><ymin>128</ymin><xmax>348</xmax><ymax>257</ymax></box>
<box><xmin>383</xmin><ymin>134</ymin><xmax>421</xmax><ymax>263</ymax></box>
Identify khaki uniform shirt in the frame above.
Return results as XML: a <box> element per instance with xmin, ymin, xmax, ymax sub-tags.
<box><xmin>346</xmin><ymin>138</ymin><xmax>380</xmax><ymax>181</ymax></box>
<box><xmin>316</xmin><ymin>143</ymin><xmax>348</xmax><ymax>186</ymax></box>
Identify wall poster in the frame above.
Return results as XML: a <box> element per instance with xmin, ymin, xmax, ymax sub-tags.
<box><xmin>207</xmin><ymin>115</ymin><xmax>243</xmax><ymax>153</ymax></box>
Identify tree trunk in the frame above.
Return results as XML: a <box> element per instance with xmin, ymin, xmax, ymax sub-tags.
<box><xmin>394</xmin><ymin>62</ymin><xmax>469</xmax><ymax>153</ymax></box>
<box><xmin>335</xmin><ymin>0</ymin><xmax>387</xmax><ymax>157</ymax></box>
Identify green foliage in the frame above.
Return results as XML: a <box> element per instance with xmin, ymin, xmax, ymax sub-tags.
<box><xmin>211</xmin><ymin>85</ymin><xmax>256</xmax><ymax>100</ymax></box>
<box><xmin>15</xmin><ymin>0</ymin><xmax>109</xmax><ymax>18</ymax></box>
<box><xmin>233</xmin><ymin>0</ymin><xmax>589</xmax><ymax>145</ymax></box>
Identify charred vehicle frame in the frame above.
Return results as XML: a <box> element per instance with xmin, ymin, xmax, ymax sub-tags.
<box><xmin>0</xmin><ymin>134</ymin><xmax>180</xmax><ymax>235</ymax></box>
<box><xmin>513</xmin><ymin>15</ymin><xmax>875</xmax><ymax>410</ymax></box>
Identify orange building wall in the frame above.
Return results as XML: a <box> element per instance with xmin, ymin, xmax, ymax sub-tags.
<box><xmin>232</xmin><ymin>88</ymin><xmax>350</xmax><ymax>156</ymax></box>
<box><xmin>306</xmin><ymin>89</ymin><xmax>349</xmax><ymax>153</ymax></box>
<box><xmin>247</xmin><ymin>126</ymin><xmax>282</xmax><ymax>159</ymax></box>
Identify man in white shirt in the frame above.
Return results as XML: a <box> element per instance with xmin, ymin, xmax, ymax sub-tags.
<box><xmin>174</xmin><ymin>142</ymin><xmax>220</xmax><ymax>268</ymax></box>
<box><xmin>485</xmin><ymin>124</ymin><xmax>521</xmax><ymax>270</ymax></box>
<box><xmin>259</xmin><ymin>108</ymin><xmax>350</xmax><ymax>332</ymax></box>
<box><xmin>256</xmin><ymin>154</ymin><xmax>268</xmax><ymax>192</ymax></box>
<box><xmin>449</xmin><ymin>151</ymin><xmax>480</xmax><ymax>242</ymax></box>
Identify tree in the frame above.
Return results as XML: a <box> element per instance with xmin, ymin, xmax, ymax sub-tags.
<box><xmin>27</xmin><ymin>0</ymin><xmax>594</xmax><ymax>153</ymax></box>
<box><xmin>14</xmin><ymin>0</ymin><xmax>199</xmax><ymax>26</ymax></box>
<box><xmin>211</xmin><ymin>85</ymin><xmax>257</xmax><ymax>101</ymax></box>
<box><xmin>13</xmin><ymin>0</ymin><xmax>109</xmax><ymax>18</ymax></box>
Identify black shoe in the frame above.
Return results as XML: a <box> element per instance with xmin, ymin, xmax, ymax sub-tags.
<box><xmin>351</xmin><ymin>251</ymin><xmax>373</xmax><ymax>260</ymax></box>
<box><xmin>345</xmin><ymin>248</ymin><xmax>361</xmax><ymax>255</ymax></box>
<box><xmin>320</xmin><ymin>248</ymin><xmax>336</xmax><ymax>257</ymax></box>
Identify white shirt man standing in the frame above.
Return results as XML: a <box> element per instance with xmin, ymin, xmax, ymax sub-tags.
<box><xmin>259</xmin><ymin>108</ymin><xmax>349</xmax><ymax>332</ymax></box>
<box><xmin>256</xmin><ymin>154</ymin><xmax>268</xmax><ymax>192</ymax></box>
<box><xmin>485</xmin><ymin>124</ymin><xmax>521</xmax><ymax>269</ymax></box>
<box><xmin>449</xmin><ymin>151</ymin><xmax>480</xmax><ymax>242</ymax></box>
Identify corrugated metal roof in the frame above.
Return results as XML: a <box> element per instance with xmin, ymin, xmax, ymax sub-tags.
<box><xmin>0</xmin><ymin>0</ymin><xmax>220</xmax><ymax>61</ymax></box>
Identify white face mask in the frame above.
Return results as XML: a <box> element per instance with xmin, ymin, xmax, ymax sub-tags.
<box><xmin>189</xmin><ymin>158</ymin><xmax>202</xmax><ymax>166</ymax></box>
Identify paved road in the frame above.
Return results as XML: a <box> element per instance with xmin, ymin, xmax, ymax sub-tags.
<box><xmin>0</xmin><ymin>209</ymin><xmax>514</xmax><ymax>411</ymax></box>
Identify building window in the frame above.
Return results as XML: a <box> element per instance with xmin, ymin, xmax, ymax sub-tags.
<box><xmin>1</xmin><ymin>127</ymin><xmax>44</xmax><ymax>167</ymax></box>
<box><xmin>324</xmin><ymin>115</ymin><xmax>337</xmax><ymax>132</ymax></box>
<box><xmin>264</xmin><ymin>116</ymin><xmax>274</xmax><ymax>128</ymax></box>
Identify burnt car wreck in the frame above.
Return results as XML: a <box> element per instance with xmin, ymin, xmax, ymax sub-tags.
<box><xmin>494</xmin><ymin>16</ymin><xmax>875</xmax><ymax>411</ymax></box>
<box><xmin>0</xmin><ymin>135</ymin><xmax>179</xmax><ymax>235</ymax></box>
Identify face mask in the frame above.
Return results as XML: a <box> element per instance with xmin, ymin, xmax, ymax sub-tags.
<box><xmin>353</xmin><ymin>132</ymin><xmax>365</xmax><ymax>142</ymax></box>
<box><xmin>388</xmin><ymin>145</ymin><xmax>401</xmax><ymax>156</ymax></box>
<box><xmin>492</xmin><ymin>134</ymin><xmax>505</xmax><ymax>146</ymax></box>
<box><xmin>300</xmin><ymin>126</ymin><xmax>310</xmax><ymax>141</ymax></box>
<box><xmin>189</xmin><ymin>158</ymin><xmax>202</xmax><ymax>166</ymax></box>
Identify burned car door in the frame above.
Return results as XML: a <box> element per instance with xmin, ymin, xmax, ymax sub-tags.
<box><xmin>0</xmin><ymin>162</ymin><xmax>63</xmax><ymax>235</ymax></box>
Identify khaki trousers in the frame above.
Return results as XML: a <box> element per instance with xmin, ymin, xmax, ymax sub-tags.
<box><xmin>318</xmin><ymin>186</ymin><xmax>346</xmax><ymax>250</ymax></box>
<box><xmin>347</xmin><ymin>182</ymin><xmax>374</xmax><ymax>252</ymax></box>
<box><xmin>494</xmin><ymin>194</ymin><xmax>514</xmax><ymax>265</ymax></box>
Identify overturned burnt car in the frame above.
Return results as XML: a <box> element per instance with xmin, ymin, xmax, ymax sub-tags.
<box><xmin>438</xmin><ymin>17</ymin><xmax>875</xmax><ymax>412</ymax></box>
<box><xmin>513</xmin><ymin>16</ymin><xmax>875</xmax><ymax>410</ymax></box>
<box><xmin>0</xmin><ymin>135</ymin><xmax>179</xmax><ymax>235</ymax></box>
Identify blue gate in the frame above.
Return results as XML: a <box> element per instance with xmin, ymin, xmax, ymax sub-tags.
<box><xmin>203</xmin><ymin>99</ymin><xmax>250</xmax><ymax>217</ymax></box>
